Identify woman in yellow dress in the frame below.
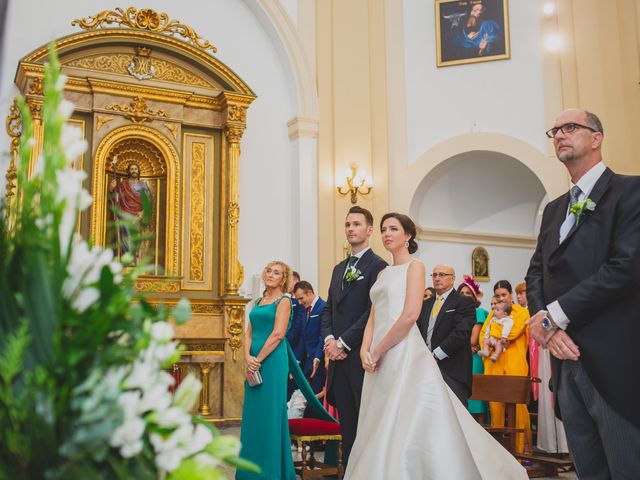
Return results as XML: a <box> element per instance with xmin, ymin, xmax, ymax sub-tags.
<box><xmin>479</xmin><ymin>280</ymin><xmax>532</xmax><ymax>453</ymax></box>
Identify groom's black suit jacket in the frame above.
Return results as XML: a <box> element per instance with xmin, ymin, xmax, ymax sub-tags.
<box><xmin>321</xmin><ymin>249</ymin><xmax>387</xmax><ymax>403</ymax></box>
<box><xmin>417</xmin><ymin>289</ymin><xmax>475</xmax><ymax>396</ymax></box>
<box><xmin>525</xmin><ymin>168</ymin><xmax>640</xmax><ymax>426</ymax></box>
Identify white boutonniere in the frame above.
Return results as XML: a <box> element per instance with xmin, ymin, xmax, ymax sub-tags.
<box><xmin>344</xmin><ymin>266</ymin><xmax>362</xmax><ymax>283</ymax></box>
<box><xmin>570</xmin><ymin>198</ymin><xmax>596</xmax><ymax>225</ymax></box>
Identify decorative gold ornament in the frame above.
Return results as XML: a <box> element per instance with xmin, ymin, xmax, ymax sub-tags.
<box><xmin>226</xmin><ymin>305</ymin><xmax>245</xmax><ymax>361</ymax></box>
<box><xmin>163</xmin><ymin>122</ymin><xmax>178</xmax><ymax>140</ymax></box>
<box><xmin>337</xmin><ymin>164</ymin><xmax>373</xmax><ymax>204</ymax></box>
<box><xmin>128</xmin><ymin>46</ymin><xmax>155</xmax><ymax>80</ymax></box>
<box><xmin>227</xmin><ymin>202</ymin><xmax>239</xmax><ymax>226</ymax></box>
<box><xmin>224</xmin><ymin>125</ymin><xmax>244</xmax><ymax>144</ymax></box>
<box><xmin>189</xmin><ymin>142</ymin><xmax>205</xmax><ymax>282</ymax></box>
<box><xmin>4</xmin><ymin>100</ymin><xmax>21</xmax><ymax>202</ymax></box>
<box><xmin>227</xmin><ymin>104</ymin><xmax>246</xmax><ymax>123</ymax></box>
<box><xmin>71</xmin><ymin>7</ymin><xmax>218</xmax><ymax>55</ymax></box>
<box><xmin>180</xmin><ymin>340</ymin><xmax>226</xmax><ymax>352</ymax></box>
<box><xmin>95</xmin><ymin>114</ymin><xmax>114</xmax><ymax>131</ymax></box>
<box><xmin>28</xmin><ymin>77</ymin><xmax>44</xmax><ymax>96</ymax></box>
<box><xmin>66</xmin><ymin>54</ymin><xmax>213</xmax><ymax>89</ymax></box>
<box><xmin>26</xmin><ymin>98</ymin><xmax>42</xmax><ymax>119</ymax></box>
<box><xmin>105</xmin><ymin>96</ymin><xmax>168</xmax><ymax>123</ymax></box>
<box><xmin>189</xmin><ymin>303</ymin><xmax>224</xmax><ymax>315</ymax></box>
<box><xmin>134</xmin><ymin>277</ymin><xmax>182</xmax><ymax>293</ymax></box>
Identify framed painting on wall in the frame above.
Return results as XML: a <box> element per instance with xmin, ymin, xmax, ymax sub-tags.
<box><xmin>472</xmin><ymin>246</ymin><xmax>490</xmax><ymax>282</ymax></box>
<box><xmin>435</xmin><ymin>0</ymin><xmax>510</xmax><ymax>67</ymax></box>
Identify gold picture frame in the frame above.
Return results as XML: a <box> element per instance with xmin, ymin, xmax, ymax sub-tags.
<box><xmin>435</xmin><ymin>0</ymin><xmax>510</xmax><ymax>67</ymax></box>
<box><xmin>471</xmin><ymin>246</ymin><xmax>490</xmax><ymax>282</ymax></box>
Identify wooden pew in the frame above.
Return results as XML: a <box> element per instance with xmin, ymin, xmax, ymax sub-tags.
<box><xmin>470</xmin><ymin>374</ymin><xmax>573</xmax><ymax>478</ymax></box>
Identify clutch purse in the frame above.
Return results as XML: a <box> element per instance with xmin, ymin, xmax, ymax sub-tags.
<box><xmin>246</xmin><ymin>369</ymin><xmax>263</xmax><ymax>387</ymax></box>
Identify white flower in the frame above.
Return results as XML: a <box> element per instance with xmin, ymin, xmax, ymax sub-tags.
<box><xmin>151</xmin><ymin>322</ymin><xmax>174</xmax><ymax>343</ymax></box>
<box><xmin>172</xmin><ymin>375</ymin><xmax>202</xmax><ymax>412</ymax></box>
<box><xmin>71</xmin><ymin>287</ymin><xmax>99</xmax><ymax>313</ymax></box>
<box><xmin>125</xmin><ymin>359</ymin><xmax>157</xmax><ymax>391</ymax></box>
<box><xmin>55</xmin><ymin>73</ymin><xmax>68</xmax><ymax>91</ymax></box>
<box><xmin>56</xmin><ymin>167</ymin><xmax>91</xmax><ymax>255</ymax></box>
<box><xmin>110</xmin><ymin>416</ymin><xmax>145</xmax><ymax>458</ymax></box>
<box><xmin>59</xmin><ymin>100</ymin><xmax>75</xmax><ymax>120</ymax></box>
<box><xmin>63</xmin><ymin>238</ymin><xmax>118</xmax><ymax>311</ymax></box>
<box><xmin>118</xmin><ymin>391</ymin><xmax>142</xmax><ymax>418</ymax></box>
<box><xmin>138</xmin><ymin>384</ymin><xmax>172</xmax><ymax>414</ymax></box>
<box><xmin>153</xmin><ymin>406</ymin><xmax>191</xmax><ymax>429</ymax></box>
<box><xmin>60</xmin><ymin>124</ymin><xmax>88</xmax><ymax>163</ymax></box>
<box><xmin>185</xmin><ymin>424</ymin><xmax>213</xmax><ymax>456</ymax></box>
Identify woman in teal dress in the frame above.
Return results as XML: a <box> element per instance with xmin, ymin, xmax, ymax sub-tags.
<box><xmin>457</xmin><ymin>275</ymin><xmax>489</xmax><ymax>420</ymax></box>
<box><xmin>237</xmin><ymin>261</ymin><xmax>296</xmax><ymax>480</ymax></box>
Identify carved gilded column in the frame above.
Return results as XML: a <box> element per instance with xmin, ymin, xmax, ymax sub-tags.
<box><xmin>198</xmin><ymin>363</ymin><xmax>213</xmax><ymax>416</ymax></box>
<box><xmin>223</xmin><ymin>122</ymin><xmax>245</xmax><ymax>296</ymax></box>
<box><xmin>226</xmin><ymin>304</ymin><xmax>244</xmax><ymax>361</ymax></box>
<box><xmin>25</xmin><ymin>77</ymin><xmax>45</xmax><ymax>179</ymax></box>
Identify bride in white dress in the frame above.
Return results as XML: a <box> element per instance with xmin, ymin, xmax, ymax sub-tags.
<box><xmin>345</xmin><ymin>213</ymin><xmax>527</xmax><ymax>480</ymax></box>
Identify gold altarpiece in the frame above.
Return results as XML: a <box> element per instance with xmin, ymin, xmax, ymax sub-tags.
<box><xmin>5</xmin><ymin>8</ymin><xmax>256</xmax><ymax>424</ymax></box>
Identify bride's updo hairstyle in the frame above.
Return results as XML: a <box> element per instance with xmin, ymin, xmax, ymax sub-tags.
<box><xmin>380</xmin><ymin>212</ymin><xmax>418</xmax><ymax>254</ymax></box>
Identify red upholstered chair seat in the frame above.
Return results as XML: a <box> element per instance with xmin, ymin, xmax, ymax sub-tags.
<box><xmin>288</xmin><ymin>418</ymin><xmax>344</xmax><ymax>478</ymax></box>
<box><xmin>288</xmin><ymin>418</ymin><xmax>341</xmax><ymax>437</ymax></box>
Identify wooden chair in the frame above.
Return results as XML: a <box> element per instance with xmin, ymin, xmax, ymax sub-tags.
<box><xmin>288</xmin><ymin>418</ymin><xmax>343</xmax><ymax>479</ymax></box>
<box><xmin>470</xmin><ymin>374</ymin><xmax>573</xmax><ymax>478</ymax></box>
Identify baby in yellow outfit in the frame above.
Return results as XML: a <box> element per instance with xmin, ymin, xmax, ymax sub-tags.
<box><xmin>479</xmin><ymin>302</ymin><xmax>513</xmax><ymax>362</ymax></box>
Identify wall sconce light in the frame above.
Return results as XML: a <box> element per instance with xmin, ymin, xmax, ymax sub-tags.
<box><xmin>337</xmin><ymin>164</ymin><xmax>372</xmax><ymax>204</ymax></box>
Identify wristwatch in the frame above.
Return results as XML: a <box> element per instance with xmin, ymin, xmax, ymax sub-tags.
<box><xmin>336</xmin><ymin>339</ymin><xmax>344</xmax><ymax>350</ymax></box>
<box><xmin>541</xmin><ymin>316</ymin><xmax>555</xmax><ymax>332</ymax></box>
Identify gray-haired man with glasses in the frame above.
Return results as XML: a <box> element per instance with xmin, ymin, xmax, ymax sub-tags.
<box><xmin>527</xmin><ymin>108</ymin><xmax>640</xmax><ymax>478</ymax></box>
<box><xmin>417</xmin><ymin>264</ymin><xmax>475</xmax><ymax>404</ymax></box>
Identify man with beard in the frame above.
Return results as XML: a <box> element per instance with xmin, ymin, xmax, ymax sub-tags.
<box><xmin>451</xmin><ymin>1</ymin><xmax>502</xmax><ymax>58</ymax></box>
<box><xmin>321</xmin><ymin>205</ymin><xmax>387</xmax><ymax>467</ymax></box>
<box><xmin>109</xmin><ymin>162</ymin><xmax>152</xmax><ymax>261</ymax></box>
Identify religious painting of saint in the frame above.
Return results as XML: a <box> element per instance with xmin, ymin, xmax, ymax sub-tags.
<box><xmin>435</xmin><ymin>0</ymin><xmax>510</xmax><ymax>67</ymax></box>
<box><xmin>471</xmin><ymin>246</ymin><xmax>490</xmax><ymax>281</ymax></box>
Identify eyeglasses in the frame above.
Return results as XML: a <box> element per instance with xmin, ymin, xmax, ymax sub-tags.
<box><xmin>430</xmin><ymin>273</ymin><xmax>454</xmax><ymax>278</ymax></box>
<box><xmin>545</xmin><ymin>122</ymin><xmax>599</xmax><ymax>138</ymax></box>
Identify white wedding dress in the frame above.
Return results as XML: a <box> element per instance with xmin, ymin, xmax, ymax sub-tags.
<box><xmin>344</xmin><ymin>262</ymin><xmax>527</xmax><ymax>480</ymax></box>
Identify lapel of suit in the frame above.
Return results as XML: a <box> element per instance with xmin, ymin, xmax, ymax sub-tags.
<box><xmin>551</xmin><ymin>168</ymin><xmax>614</xmax><ymax>254</ymax></box>
<box><xmin>547</xmin><ymin>194</ymin><xmax>570</xmax><ymax>253</ymax></box>
<box><xmin>338</xmin><ymin>249</ymin><xmax>374</xmax><ymax>304</ymax></box>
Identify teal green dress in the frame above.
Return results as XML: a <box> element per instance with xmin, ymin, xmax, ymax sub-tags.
<box><xmin>237</xmin><ymin>296</ymin><xmax>296</xmax><ymax>480</ymax></box>
<box><xmin>468</xmin><ymin>307</ymin><xmax>489</xmax><ymax>415</ymax></box>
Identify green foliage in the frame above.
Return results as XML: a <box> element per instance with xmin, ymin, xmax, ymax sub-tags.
<box><xmin>0</xmin><ymin>44</ymin><xmax>257</xmax><ymax>479</ymax></box>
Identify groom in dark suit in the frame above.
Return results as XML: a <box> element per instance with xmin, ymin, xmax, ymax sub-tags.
<box><xmin>526</xmin><ymin>109</ymin><xmax>640</xmax><ymax>478</ymax></box>
<box><xmin>321</xmin><ymin>205</ymin><xmax>387</xmax><ymax>467</ymax></box>
<box><xmin>417</xmin><ymin>264</ymin><xmax>475</xmax><ymax>405</ymax></box>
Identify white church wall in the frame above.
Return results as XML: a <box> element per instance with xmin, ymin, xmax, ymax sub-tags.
<box><xmin>0</xmin><ymin>0</ymin><xmax>300</xmax><ymax>297</ymax></box>
<box><xmin>417</xmin><ymin>240</ymin><xmax>533</xmax><ymax>311</ymax></box>
<box><xmin>402</xmin><ymin>0</ymin><xmax>547</xmax><ymax>164</ymax></box>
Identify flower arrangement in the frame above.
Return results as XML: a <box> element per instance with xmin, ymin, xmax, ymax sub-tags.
<box><xmin>344</xmin><ymin>265</ymin><xmax>362</xmax><ymax>283</ymax></box>
<box><xmin>569</xmin><ymin>198</ymin><xmax>596</xmax><ymax>225</ymax></box>
<box><xmin>0</xmin><ymin>45</ymin><xmax>257</xmax><ymax>479</ymax></box>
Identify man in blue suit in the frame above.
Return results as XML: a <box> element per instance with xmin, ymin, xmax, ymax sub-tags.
<box><xmin>291</xmin><ymin>280</ymin><xmax>327</xmax><ymax>394</ymax></box>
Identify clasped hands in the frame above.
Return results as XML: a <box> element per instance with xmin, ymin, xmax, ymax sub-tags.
<box><xmin>246</xmin><ymin>355</ymin><xmax>261</xmax><ymax>373</ymax></box>
<box><xmin>361</xmin><ymin>350</ymin><xmax>381</xmax><ymax>373</ymax></box>
<box><xmin>324</xmin><ymin>339</ymin><xmax>347</xmax><ymax>361</ymax></box>
<box><xmin>527</xmin><ymin>310</ymin><xmax>580</xmax><ymax>361</ymax></box>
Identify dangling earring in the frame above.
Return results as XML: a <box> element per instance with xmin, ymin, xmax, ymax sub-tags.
<box><xmin>404</xmin><ymin>241</ymin><xmax>409</xmax><ymax>248</ymax></box>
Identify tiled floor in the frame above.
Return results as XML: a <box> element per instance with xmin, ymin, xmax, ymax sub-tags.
<box><xmin>219</xmin><ymin>426</ymin><xmax>577</xmax><ymax>479</ymax></box>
